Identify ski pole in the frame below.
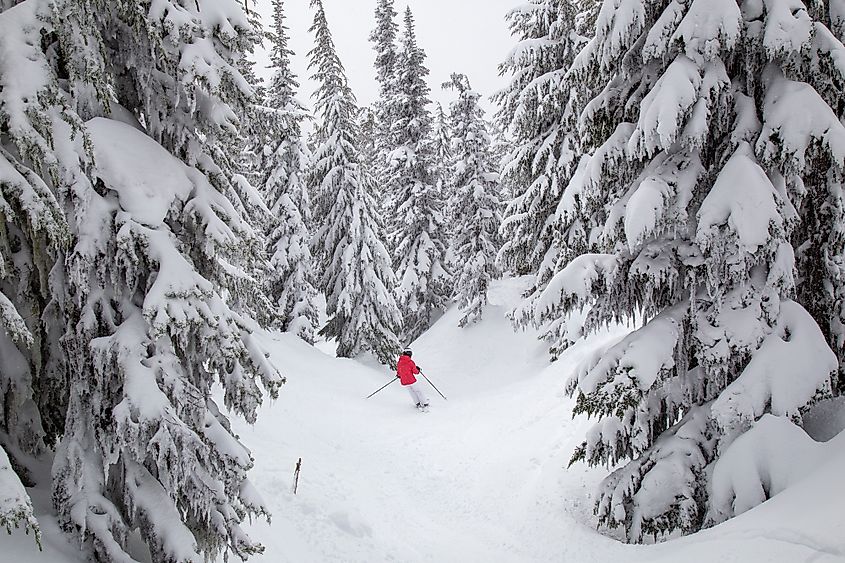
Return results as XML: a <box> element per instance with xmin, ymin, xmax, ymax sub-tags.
<box><xmin>419</xmin><ymin>371</ymin><xmax>447</xmax><ymax>400</ymax></box>
<box><xmin>365</xmin><ymin>377</ymin><xmax>398</xmax><ymax>399</ymax></box>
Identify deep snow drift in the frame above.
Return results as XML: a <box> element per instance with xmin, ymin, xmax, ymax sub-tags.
<box><xmin>7</xmin><ymin>278</ymin><xmax>845</xmax><ymax>562</ymax></box>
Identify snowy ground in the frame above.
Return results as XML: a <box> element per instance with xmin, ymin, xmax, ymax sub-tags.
<box><xmin>7</xmin><ymin>278</ymin><xmax>845</xmax><ymax>562</ymax></box>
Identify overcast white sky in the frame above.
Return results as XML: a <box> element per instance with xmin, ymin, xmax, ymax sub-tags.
<box><xmin>251</xmin><ymin>0</ymin><xmax>518</xmax><ymax>115</ymax></box>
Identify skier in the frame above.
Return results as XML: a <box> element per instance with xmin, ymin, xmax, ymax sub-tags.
<box><xmin>396</xmin><ymin>348</ymin><xmax>429</xmax><ymax>410</ymax></box>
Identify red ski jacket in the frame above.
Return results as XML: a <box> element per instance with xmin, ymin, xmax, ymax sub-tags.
<box><xmin>396</xmin><ymin>355</ymin><xmax>420</xmax><ymax>386</ymax></box>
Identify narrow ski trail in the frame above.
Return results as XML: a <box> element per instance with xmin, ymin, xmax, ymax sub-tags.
<box><xmin>233</xmin><ymin>279</ymin><xmax>628</xmax><ymax>562</ymax></box>
<box><xmin>233</xmin><ymin>278</ymin><xmax>845</xmax><ymax>563</ymax></box>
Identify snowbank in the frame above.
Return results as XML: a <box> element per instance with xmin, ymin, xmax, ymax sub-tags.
<box><xmin>709</xmin><ymin>415</ymin><xmax>845</xmax><ymax>523</ymax></box>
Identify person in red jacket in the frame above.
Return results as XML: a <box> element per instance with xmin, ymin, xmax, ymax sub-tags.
<box><xmin>396</xmin><ymin>348</ymin><xmax>429</xmax><ymax>409</ymax></box>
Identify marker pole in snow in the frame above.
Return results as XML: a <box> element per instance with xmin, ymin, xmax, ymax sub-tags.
<box><xmin>292</xmin><ymin>458</ymin><xmax>302</xmax><ymax>495</ymax></box>
<box><xmin>365</xmin><ymin>378</ymin><xmax>398</xmax><ymax>399</ymax></box>
<box><xmin>419</xmin><ymin>371</ymin><xmax>447</xmax><ymax>401</ymax></box>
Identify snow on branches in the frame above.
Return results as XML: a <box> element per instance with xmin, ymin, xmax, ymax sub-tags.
<box><xmin>260</xmin><ymin>0</ymin><xmax>320</xmax><ymax>343</ymax></box>
<box><xmin>444</xmin><ymin>73</ymin><xmax>503</xmax><ymax>327</ymax></box>
<box><xmin>509</xmin><ymin>0</ymin><xmax>845</xmax><ymax>542</ymax></box>
<box><xmin>308</xmin><ymin>0</ymin><xmax>401</xmax><ymax>364</ymax></box>
<box><xmin>0</xmin><ymin>0</ymin><xmax>283</xmax><ymax>559</ymax></box>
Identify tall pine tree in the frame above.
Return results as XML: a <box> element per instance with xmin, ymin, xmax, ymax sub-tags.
<box><xmin>262</xmin><ymin>0</ymin><xmax>320</xmax><ymax>343</ymax></box>
<box><xmin>357</xmin><ymin>106</ymin><xmax>380</xmax><ymax>193</ymax></box>
<box><xmin>370</xmin><ymin>0</ymin><xmax>400</xmax><ymax>102</ymax></box>
<box><xmin>431</xmin><ymin>102</ymin><xmax>453</xmax><ymax>192</ymax></box>
<box><xmin>495</xmin><ymin>0</ymin><xmax>570</xmax><ymax>278</ymax></box>
<box><xmin>444</xmin><ymin>73</ymin><xmax>503</xmax><ymax>327</ymax></box>
<box><xmin>388</xmin><ymin>8</ymin><xmax>451</xmax><ymax>342</ymax></box>
<box><xmin>228</xmin><ymin>42</ymin><xmax>277</xmax><ymax>329</ymax></box>
<box><xmin>792</xmin><ymin>1</ymin><xmax>845</xmax><ymax>395</ymax></box>
<box><xmin>369</xmin><ymin>0</ymin><xmax>401</xmax><ymax>230</ymax></box>
<box><xmin>0</xmin><ymin>0</ymin><xmax>69</xmax><ymax>538</ymax></box>
<box><xmin>308</xmin><ymin>0</ymin><xmax>402</xmax><ymax>364</ymax></box>
<box><xmin>552</xmin><ymin>0</ymin><xmax>844</xmax><ymax>542</ymax></box>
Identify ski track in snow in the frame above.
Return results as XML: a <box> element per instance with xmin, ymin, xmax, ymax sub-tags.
<box><xmin>238</xmin><ymin>293</ymin><xmax>624</xmax><ymax>563</ymax></box>
<box><xmin>233</xmin><ymin>278</ymin><xmax>845</xmax><ymax>563</ymax></box>
<box><xmin>7</xmin><ymin>278</ymin><xmax>845</xmax><ymax>562</ymax></box>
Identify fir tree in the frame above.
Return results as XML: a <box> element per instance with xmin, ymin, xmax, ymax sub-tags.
<box><xmin>444</xmin><ymin>73</ymin><xmax>503</xmax><ymax>327</ymax></box>
<box><xmin>494</xmin><ymin>0</ymin><xmax>569</xmax><ymax>278</ymax></box>
<box><xmin>487</xmin><ymin>118</ymin><xmax>513</xmax><ymax>200</ymax></box>
<box><xmin>386</xmin><ymin>8</ymin><xmax>452</xmax><ymax>342</ymax></box>
<box><xmin>369</xmin><ymin>0</ymin><xmax>401</xmax><ymax>226</ymax></box>
<box><xmin>496</xmin><ymin>0</ymin><xmax>600</xmax><ymax>358</ymax></box>
<box><xmin>431</xmin><ymin>102</ymin><xmax>453</xmax><ymax>190</ymax></box>
<box><xmin>229</xmin><ymin>66</ymin><xmax>276</xmax><ymax>328</ymax></box>
<box><xmin>308</xmin><ymin>0</ymin><xmax>402</xmax><ymax>364</ymax></box>
<box><xmin>0</xmin><ymin>3</ymin><xmax>68</xmax><ymax>536</ymax></box>
<box><xmin>236</xmin><ymin>53</ymin><xmax>268</xmax><ymax>194</ymax></box>
<box><xmin>554</xmin><ymin>0</ymin><xmax>844</xmax><ymax>542</ymax></box>
<box><xmin>262</xmin><ymin>0</ymin><xmax>320</xmax><ymax>343</ymax></box>
<box><xmin>0</xmin><ymin>0</ymin><xmax>283</xmax><ymax>559</ymax></box>
<box><xmin>792</xmin><ymin>0</ymin><xmax>845</xmax><ymax>396</ymax></box>
<box><xmin>357</xmin><ymin>106</ymin><xmax>380</xmax><ymax>190</ymax></box>
<box><xmin>370</xmin><ymin>0</ymin><xmax>400</xmax><ymax>101</ymax></box>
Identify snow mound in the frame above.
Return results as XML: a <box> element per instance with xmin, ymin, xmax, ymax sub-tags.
<box><xmin>709</xmin><ymin>415</ymin><xmax>845</xmax><ymax>523</ymax></box>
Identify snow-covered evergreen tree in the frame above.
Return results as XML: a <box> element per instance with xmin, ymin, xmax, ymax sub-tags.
<box><xmin>555</xmin><ymin>0</ymin><xmax>844</xmax><ymax>542</ymax></box>
<box><xmin>494</xmin><ymin>0</ymin><xmax>600</xmax><ymax>358</ymax></box>
<box><xmin>444</xmin><ymin>73</ymin><xmax>503</xmax><ymax>327</ymax></box>
<box><xmin>357</xmin><ymin>106</ymin><xmax>380</xmax><ymax>189</ymax></box>
<box><xmin>495</xmin><ymin>0</ymin><xmax>570</xmax><ymax>278</ymax></box>
<box><xmin>386</xmin><ymin>8</ymin><xmax>451</xmax><ymax>342</ymax></box>
<box><xmin>0</xmin><ymin>2</ymin><xmax>68</xmax><ymax>537</ymax></box>
<box><xmin>228</xmin><ymin>90</ymin><xmax>276</xmax><ymax>328</ymax></box>
<box><xmin>1</xmin><ymin>0</ymin><xmax>283</xmax><ymax>559</ymax></box>
<box><xmin>369</xmin><ymin>0</ymin><xmax>400</xmax><ymax>226</ymax></box>
<box><xmin>791</xmin><ymin>1</ymin><xmax>845</xmax><ymax>395</ymax></box>
<box><xmin>431</xmin><ymin>102</ymin><xmax>453</xmax><ymax>190</ymax></box>
<box><xmin>370</xmin><ymin>0</ymin><xmax>400</xmax><ymax>102</ymax></box>
<box><xmin>308</xmin><ymin>0</ymin><xmax>402</xmax><ymax>364</ymax></box>
<box><xmin>261</xmin><ymin>0</ymin><xmax>319</xmax><ymax>343</ymax></box>
<box><xmin>487</xmin><ymin>118</ymin><xmax>514</xmax><ymax>199</ymax></box>
<box><xmin>236</xmin><ymin>53</ymin><xmax>268</xmax><ymax>193</ymax></box>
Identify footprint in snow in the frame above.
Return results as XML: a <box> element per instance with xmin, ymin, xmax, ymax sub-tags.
<box><xmin>328</xmin><ymin>510</ymin><xmax>373</xmax><ymax>538</ymax></box>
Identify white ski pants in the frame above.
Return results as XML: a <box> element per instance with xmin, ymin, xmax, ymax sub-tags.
<box><xmin>406</xmin><ymin>381</ymin><xmax>429</xmax><ymax>406</ymax></box>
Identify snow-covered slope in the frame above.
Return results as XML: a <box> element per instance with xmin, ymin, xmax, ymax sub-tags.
<box><xmin>8</xmin><ymin>278</ymin><xmax>845</xmax><ymax>561</ymax></box>
<box><xmin>236</xmin><ymin>277</ymin><xmax>845</xmax><ymax>562</ymax></box>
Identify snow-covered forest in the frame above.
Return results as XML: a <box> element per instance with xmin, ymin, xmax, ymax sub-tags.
<box><xmin>1</xmin><ymin>0</ymin><xmax>843</xmax><ymax>561</ymax></box>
